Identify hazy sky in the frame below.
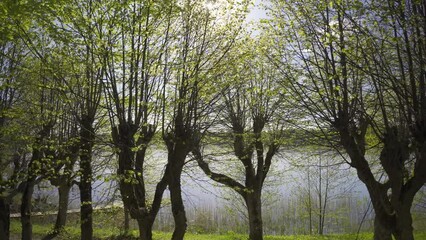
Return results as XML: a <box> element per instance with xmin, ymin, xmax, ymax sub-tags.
<box><xmin>246</xmin><ymin>0</ymin><xmax>268</xmax><ymax>22</ymax></box>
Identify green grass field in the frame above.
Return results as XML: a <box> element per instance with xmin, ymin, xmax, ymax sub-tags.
<box><xmin>10</xmin><ymin>220</ymin><xmax>426</xmax><ymax>240</ymax></box>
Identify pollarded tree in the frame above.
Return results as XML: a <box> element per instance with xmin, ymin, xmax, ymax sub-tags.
<box><xmin>34</xmin><ymin>1</ymin><xmax>109</xmax><ymax>238</ymax></box>
<box><xmin>42</xmin><ymin>110</ymin><xmax>80</xmax><ymax>240</ymax></box>
<box><xmin>18</xmin><ymin>57</ymin><xmax>64</xmax><ymax>240</ymax></box>
<box><xmin>193</xmin><ymin>36</ymin><xmax>286</xmax><ymax>240</ymax></box>
<box><xmin>22</xmin><ymin>16</ymin><xmax>98</xmax><ymax>238</ymax></box>
<box><xmin>7</xmin><ymin>16</ymin><xmax>65</xmax><ymax>239</ymax></box>
<box><xmin>267</xmin><ymin>0</ymin><xmax>426</xmax><ymax>239</ymax></box>
<box><xmin>101</xmin><ymin>1</ymin><xmax>172</xmax><ymax>239</ymax></box>
<box><xmin>162</xmin><ymin>1</ymin><xmax>247</xmax><ymax>239</ymax></box>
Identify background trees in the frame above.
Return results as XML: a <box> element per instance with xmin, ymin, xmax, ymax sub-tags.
<box><xmin>289</xmin><ymin>152</ymin><xmax>356</xmax><ymax>235</ymax></box>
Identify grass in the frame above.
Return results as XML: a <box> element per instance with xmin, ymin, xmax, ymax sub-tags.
<box><xmin>10</xmin><ymin>220</ymin><xmax>426</xmax><ymax>240</ymax></box>
<box><xmin>11</xmin><ymin>220</ymin><xmax>373</xmax><ymax>240</ymax></box>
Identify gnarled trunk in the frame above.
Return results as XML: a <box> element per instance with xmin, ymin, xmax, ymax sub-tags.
<box><xmin>338</xmin><ymin>128</ymin><xmax>422</xmax><ymax>240</ymax></box>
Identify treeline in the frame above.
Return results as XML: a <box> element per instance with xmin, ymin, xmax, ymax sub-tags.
<box><xmin>0</xmin><ymin>0</ymin><xmax>425</xmax><ymax>240</ymax></box>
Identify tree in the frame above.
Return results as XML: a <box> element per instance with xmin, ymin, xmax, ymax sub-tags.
<box><xmin>267</xmin><ymin>0</ymin><xmax>426</xmax><ymax>239</ymax></box>
<box><xmin>19</xmin><ymin>60</ymin><xmax>62</xmax><ymax>240</ymax></box>
<box><xmin>193</xmin><ymin>35</ymin><xmax>285</xmax><ymax>240</ymax></box>
<box><xmin>42</xmin><ymin>109</ymin><xmax>80</xmax><ymax>240</ymax></box>
<box><xmin>162</xmin><ymin>1</ymin><xmax>246</xmax><ymax>238</ymax></box>
<box><xmin>32</xmin><ymin>1</ymin><xmax>108</xmax><ymax>238</ymax></box>
<box><xmin>100</xmin><ymin>1</ymin><xmax>172</xmax><ymax>239</ymax></box>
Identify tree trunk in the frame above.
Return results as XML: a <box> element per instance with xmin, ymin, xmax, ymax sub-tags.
<box><xmin>307</xmin><ymin>167</ymin><xmax>312</xmax><ymax>235</ymax></box>
<box><xmin>79</xmin><ymin>168</ymin><xmax>93</xmax><ymax>240</ymax></box>
<box><xmin>318</xmin><ymin>158</ymin><xmax>324</xmax><ymax>235</ymax></box>
<box><xmin>57</xmin><ymin>185</ymin><xmax>71</xmax><ymax>226</ymax></box>
<box><xmin>373</xmin><ymin>214</ymin><xmax>392</xmax><ymax>240</ymax></box>
<box><xmin>56</xmin><ymin>184</ymin><xmax>71</xmax><ymax>230</ymax></box>
<box><xmin>80</xmin><ymin>116</ymin><xmax>94</xmax><ymax>240</ymax></box>
<box><xmin>21</xmin><ymin>181</ymin><xmax>35</xmax><ymax>240</ymax></box>
<box><xmin>169</xmin><ymin>165</ymin><xmax>187</xmax><ymax>240</ymax></box>
<box><xmin>138</xmin><ymin>165</ymin><xmax>169</xmax><ymax>240</ymax></box>
<box><xmin>42</xmin><ymin>183</ymin><xmax>71</xmax><ymax>240</ymax></box>
<box><xmin>246</xmin><ymin>191</ymin><xmax>263</xmax><ymax>240</ymax></box>
<box><xmin>394</xmin><ymin>204</ymin><xmax>414</xmax><ymax>240</ymax></box>
<box><xmin>0</xmin><ymin>198</ymin><xmax>10</xmax><ymax>240</ymax></box>
<box><xmin>137</xmin><ymin>218</ymin><xmax>154</xmax><ymax>240</ymax></box>
<box><xmin>338</xmin><ymin>129</ymin><xmax>419</xmax><ymax>240</ymax></box>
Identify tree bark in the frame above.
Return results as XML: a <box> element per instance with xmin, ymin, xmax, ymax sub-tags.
<box><xmin>169</xmin><ymin>164</ymin><xmax>187</xmax><ymax>240</ymax></box>
<box><xmin>373</xmin><ymin>214</ymin><xmax>392</xmax><ymax>240</ymax></box>
<box><xmin>246</xmin><ymin>191</ymin><xmax>263</xmax><ymax>240</ymax></box>
<box><xmin>0</xmin><ymin>198</ymin><xmax>10</xmax><ymax>240</ymax></box>
<box><xmin>339</xmin><ymin>128</ymin><xmax>423</xmax><ymax>240</ymax></box>
<box><xmin>79</xmin><ymin>168</ymin><xmax>93</xmax><ymax>240</ymax></box>
<box><xmin>137</xmin><ymin>218</ymin><xmax>154</xmax><ymax>240</ymax></box>
<box><xmin>80</xmin><ymin>116</ymin><xmax>95</xmax><ymax>240</ymax></box>
<box><xmin>55</xmin><ymin>184</ymin><xmax>71</xmax><ymax>231</ymax></box>
<box><xmin>134</xmin><ymin>172</ymin><xmax>168</xmax><ymax>240</ymax></box>
<box><xmin>42</xmin><ymin>183</ymin><xmax>71</xmax><ymax>240</ymax></box>
<box><xmin>394</xmin><ymin>203</ymin><xmax>414</xmax><ymax>240</ymax></box>
<box><xmin>21</xmin><ymin>181</ymin><xmax>35</xmax><ymax>240</ymax></box>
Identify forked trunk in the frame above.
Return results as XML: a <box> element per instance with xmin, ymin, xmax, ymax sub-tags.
<box><xmin>372</xmin><ymin>202</ymin><xmax>415</xmax><ymax>240</ymax></box>
<box><xmin>339</xmin><ymin>128</ymin><xmax>420</xmax><ymax>240</ymax></box>
<box><xmin>114</xmin><ymin>123</ymin><xmax>167</xmax><ymax>240</ymax></box>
